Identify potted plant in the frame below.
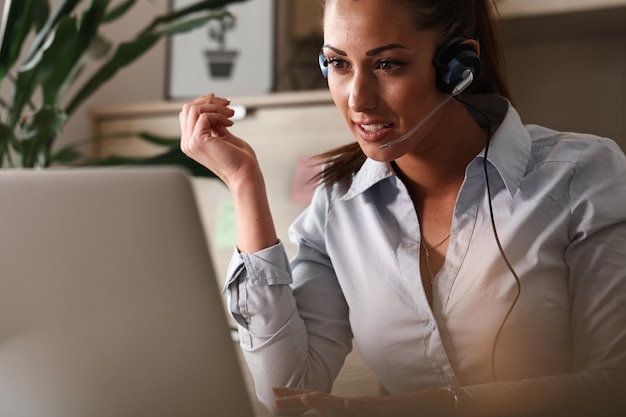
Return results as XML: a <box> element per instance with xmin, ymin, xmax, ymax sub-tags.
<box><xmin>205</xmin><ymin>9</ymin><xmax>237</xmax><ymax>78</ymax></box>
<box><xmin>0</xmin><ymin>0</ymin><xmax>246</xmax><ymax>172</ymax></box>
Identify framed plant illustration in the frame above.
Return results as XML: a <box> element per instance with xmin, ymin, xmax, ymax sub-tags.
<box><xmin>166</xmin><ymin>0</ymin><xmax>275</xmax><ymax>99</ymax></box>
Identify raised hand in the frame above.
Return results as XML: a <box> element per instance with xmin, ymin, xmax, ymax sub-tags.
<box><xmin>179</xmin><ymin>93</ymin><xmax>260</xmax><ymax>189</ymax></box>
<box><xmin>179</xmin><ymin>93</ymin><xmax>278</xmax><ymax>253</ymax></box>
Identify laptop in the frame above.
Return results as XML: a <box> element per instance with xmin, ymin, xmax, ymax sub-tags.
<box><xmin>0</xmin><ymin>167</ymin><xmax>256</xmax><ymax>417</ymax></box>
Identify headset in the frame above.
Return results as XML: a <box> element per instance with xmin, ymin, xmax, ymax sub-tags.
<box><xmin>319</xmin><ymin>51</ymin><xmax>329</xmax><ymax>79</ymax></box>
<box><xmin>318</xmin><ymin>38</ymin><xmax>521</xmax><ymax>382</ymax></box>
<box><xmin>432</xmin><ymin>37</ymin><xmax>481</xmax><ymax>95</ymax></box>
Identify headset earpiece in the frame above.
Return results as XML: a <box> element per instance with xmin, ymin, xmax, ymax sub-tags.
<box><xmin>319</xmin><ymin>52</ymin><xmax>329</xmax><ymax>79</ymax></box>
<box><xmin>433</xmin><ymin>37</ymin><xmax>481</xmax><ymax>94</ymax></box>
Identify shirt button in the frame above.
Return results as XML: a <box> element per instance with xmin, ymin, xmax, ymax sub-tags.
<box><xmin>429</xmin><ymin>320</ymin><xmax>437</xmax><ymax>330</ymax></box>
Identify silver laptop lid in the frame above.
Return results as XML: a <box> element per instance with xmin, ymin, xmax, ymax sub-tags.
<box><xmin>0</xmin><ymin>167</ymin><xmax>255</xmax><ymax>417</ymax></box>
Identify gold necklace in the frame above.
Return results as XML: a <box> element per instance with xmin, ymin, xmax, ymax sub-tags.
<box><xmin>422</xmin><ymin>233</ymin><xmax>451</xmax><ymax>283</ymax></box>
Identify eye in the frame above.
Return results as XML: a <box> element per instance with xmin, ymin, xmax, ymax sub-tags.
<box><xmin>327</xmin><ymin>57</ymin><xmax>351</xmax><ymax>72</ymax></box>
<box><xmin>375</xmin><ymin>59</ymin><xmax>405</xmax><ymax>72</ymax></box>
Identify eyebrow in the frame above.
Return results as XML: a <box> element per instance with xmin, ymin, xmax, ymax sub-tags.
<box><xmin>322</xmin><ymin>43</ymin><xmax>409</xmax><ymax>57</ymax></box>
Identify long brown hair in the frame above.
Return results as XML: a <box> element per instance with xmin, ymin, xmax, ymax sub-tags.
<box><xmin>313</xmin><ymin>0</ymin><xmax>512</xmax><ymax>189</ymax></box>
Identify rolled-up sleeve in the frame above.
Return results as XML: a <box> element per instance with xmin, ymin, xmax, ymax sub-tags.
<box><xmin>223</xmin><ymin>242</ymin><xmax>296</xmax><ymax>343</ymax></box>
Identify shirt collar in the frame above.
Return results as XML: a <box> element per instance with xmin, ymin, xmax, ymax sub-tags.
<box><xmin>342</xmin><ymin>158</ymin><xmax>396</xmax><ymax>201</ymax></box>
<box><xmin>482</xmin><ymin>103</ymin><xmax>531</xmax><ymax>197</ymax></box>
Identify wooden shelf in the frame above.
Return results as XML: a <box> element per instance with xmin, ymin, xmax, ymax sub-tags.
<box><xmin>495</xmin><ymin>0</ymin><xmax>626</xmax><ymax>19</ymax></box>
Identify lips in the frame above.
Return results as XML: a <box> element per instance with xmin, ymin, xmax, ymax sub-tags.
<box><xmin>354</xmin><ymin>122</ymin><xmax>394</xmax><ymax>143</ymax></box>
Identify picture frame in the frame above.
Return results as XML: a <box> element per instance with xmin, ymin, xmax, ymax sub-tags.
<box><xmin>166</xmin><ymin>0</ymin><xmax>275</xmax><ymax>99</ymax></box>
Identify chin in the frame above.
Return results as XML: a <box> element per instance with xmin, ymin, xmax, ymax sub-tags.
<box><xmin>359</xmin><ymin>142</ymin><xmax>404</xmax><ymax>163</ymax></box>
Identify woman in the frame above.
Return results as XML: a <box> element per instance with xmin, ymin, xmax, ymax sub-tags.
<box><xmin>179</xmin><ymin>0</ymin><xmax>626</xmax><ymax>415</ymax></box>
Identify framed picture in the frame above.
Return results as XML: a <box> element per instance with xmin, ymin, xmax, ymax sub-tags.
<box><xmin>166</xmin><ymin>0</ymin><xmax>275</xmax><ymax>99</ymax></box>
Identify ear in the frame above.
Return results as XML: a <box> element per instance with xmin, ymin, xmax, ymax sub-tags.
<box><xmin>463</xmin><ymin>39</ymin><xmax>480</xmax><ymax>57</ymax></box>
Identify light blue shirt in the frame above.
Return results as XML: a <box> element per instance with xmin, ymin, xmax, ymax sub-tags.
<box><xmin>225</xmin><ymin>104</ymin><xmax>626</xmax><ymax>415</ymax></box>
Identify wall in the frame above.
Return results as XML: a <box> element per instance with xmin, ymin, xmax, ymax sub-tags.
<box><xmin>502</xmin><ymin>10</ymin><xmax>626</xmax><ymax>149</ymax></box>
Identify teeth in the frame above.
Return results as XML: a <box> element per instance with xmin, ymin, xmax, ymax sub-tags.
<box><xmin>360</xmin><ymin>124</ymin><xmax>389</xmax><ymax>132</ymax></box>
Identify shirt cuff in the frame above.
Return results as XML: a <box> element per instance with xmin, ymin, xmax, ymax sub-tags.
<box><xmin>223</xmin><ymin>241</ymin><xmax>291</xmax><ymax>292</ymax></box>
<box><xmin>222</xmin><ymin>242</ymin><xmax>294</xmax><ymax>333</ymax></box>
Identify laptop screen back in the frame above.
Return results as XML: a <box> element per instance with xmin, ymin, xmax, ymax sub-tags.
<box><xmin>0</xmin><ymin>167</ymin><xmax>255</xmax><ymax>417</ymax></box>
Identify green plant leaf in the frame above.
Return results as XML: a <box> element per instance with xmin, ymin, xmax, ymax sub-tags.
<box><xmin>7</xmin><ymin>66</ymin><xmax>39</xmax><ymax>129</ymax></box>
<box><xmin>18</xmin><ymin>105</ymin><xmax>67</xmax><ymax>167</ymax></box>
<box><xmin>49</xmin><ymin>143</ymin><xmax>82</xmax><ymax>164</ymax></box>
<box><xmin>85</xmin><ymin>147</ymin><xmax>218</xmax><ymax>179</ymax></box>
<box><xmin>153</xmin><ymin>11</ymin><xmax>231</xmax><ymax>37</ymax></box>
<box><xmin>19</xmin><ymin>1</ymin><xmax>110</xmax><ymax>107</ymax></box>
<box><xmin>142</xmin><ymin>0</ymin><xmax>247</xmax><ymax>34</ymax></box>
<box><xmin>0</xmin><ymin>122</ymin><xmax>18</xmax><ymax>167</ymax></box>
<box><xmin>28</xmin><ymin>16</ymin><xmax>79</xmax><ymax>105</ymax></box>
<box><xmin>77</xmin><ymin>0</ymin><xmax>111</xmax><ymax>43</ymax></box>
<box><xmin>50</xmin><ymin>0</ymin><xmax>111</xmax><ymax>101</ymax></box>
<box><xmin>19</xmin><ymin>0</ymin><xmax>81</xmax><ymax>69</ymax></box>
<box><xmin>33</xmin><ymin>0</ymin><xmax>51</xmax><ymax>31</ymax></box>
<box><xmin>89</xmin><ymin>130</ymin><xmax>179</xmax><ymax>152</ymax></box>
<box><xmin>134</xmin><ymin>132</ymin><xmax>181</xmax><ymax>147</ymax></box>
<box><xmin>0</xmin><ymin>0</ymin><xmax>36</xmax><ymax>82</ymax></box>
<box><xmin>102</xmin><ymin>0</ymin><xmax>136</xmax><ymax>23</ymax></box>
<box><xmin>9</xmin><ymin>12</ymin><xmax>80</xmax><ymax>127</ymax></box>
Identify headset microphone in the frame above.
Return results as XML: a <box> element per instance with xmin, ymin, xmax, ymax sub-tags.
<box><xmin>377</xmin><ymin>35</ymin><xmax>479</xmax><ymax>149</ymax></box>
<box><xmin>380</xmin><ymin>70</ymin><xmax>473</xmax><ymax>149</ymax></box>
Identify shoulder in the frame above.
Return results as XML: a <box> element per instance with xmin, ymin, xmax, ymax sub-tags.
<box><xmin>526</xmin><ymin>125</ymin><xmax>626</xmax><ymax>171</ymax></box>
<box><xmin>530</xmin><ymin>129</ymin><xmax>626</xmax><ymax>230</ymax></box>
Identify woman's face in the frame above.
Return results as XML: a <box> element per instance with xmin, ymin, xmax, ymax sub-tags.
<box><xmin>323</xmin><ymin>0</ymin><xmax>446</xmax><ymax>161</ymax></box>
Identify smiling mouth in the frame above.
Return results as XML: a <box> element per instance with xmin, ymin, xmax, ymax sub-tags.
<box><xmin>359</xmin><ymin>123</ymin><xmax>393</xmax><ymax>132</ymax></box>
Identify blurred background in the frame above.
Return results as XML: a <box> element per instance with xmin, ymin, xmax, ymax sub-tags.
<box><xmin>2</xmin><ymin>0</ymin><xmax>620</xmax><ymax>151</ymax></box>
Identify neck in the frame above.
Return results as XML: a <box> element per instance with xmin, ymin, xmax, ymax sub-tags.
<box><xmin>393</xmin><ymin>98</ymin><xmax>486</xmax><ymax>200</ymax></box>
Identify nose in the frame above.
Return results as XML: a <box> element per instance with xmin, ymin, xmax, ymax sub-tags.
<box><xmin>347</xmin><ymin>70</ymin><xmax>378</xmax><ymax>112</ymax></box>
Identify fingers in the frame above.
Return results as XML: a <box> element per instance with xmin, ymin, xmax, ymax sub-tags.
<box><xmin>192</xmin><ymin>111</ymin><xmax>233</xmax><ymax>140</ymax></box>
<box><xmin>273</xmin><ymin>387</ymin><xmax>357</xmax><ymax>417</ymax></box>
<box><xmin>303</xmin><ymin>394</ymin><xmax>352</xmax><ymax>415</ymax></box>
<box><xmin>179</xmin><ymin>93</ymin><xmax>238</xmax><ymax>163</ymax></box>
<box><xmin>179</xmin><ymin>93</ymin><xmax>235</xmax><ymax>140</ymax></box>
<box><xmin>273</xmin><ymin>387</ymin><xmax>313</xmax><ymax>411</ymax></box>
